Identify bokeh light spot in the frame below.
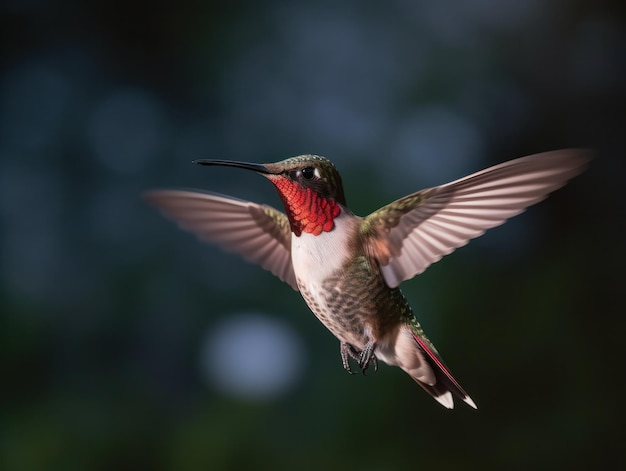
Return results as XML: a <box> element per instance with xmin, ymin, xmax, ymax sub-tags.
<box><xmin>199</xmin><ymin>312</ymin><xmax>306</xmax><ymax>400</ymax></box>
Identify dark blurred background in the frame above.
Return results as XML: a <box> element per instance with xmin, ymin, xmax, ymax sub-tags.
<box><xmin>1</xmin><ymin>0</ymin><xmax>625</xmax><ymax>469</ymax></box>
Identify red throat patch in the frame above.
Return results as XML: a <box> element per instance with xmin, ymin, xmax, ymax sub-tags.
<box><xmin>268</xmin><ymin>177</ymin><xmax>341</xmax><ymax>236</ymax></box>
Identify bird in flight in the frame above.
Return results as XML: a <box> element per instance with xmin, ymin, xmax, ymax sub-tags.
<box><xmin>145</xmin><ymin>149</ymin><xmax>590</xmax><ymax>409</ymax></box>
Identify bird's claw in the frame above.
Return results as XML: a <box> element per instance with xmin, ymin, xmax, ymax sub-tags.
<box><xmin>340</xmin><ymin>341</ymin><xmax>377</xmax><ymax>375</ymax></box>
<box><xmin>340</xmin><ymin>342</ymin><xmax>360</xmax><ymax>375</ymax></box>
<box><xmin>358</xmin><ymin>341</ymin><xmax>378</xmax><ymax>374</ymax></box>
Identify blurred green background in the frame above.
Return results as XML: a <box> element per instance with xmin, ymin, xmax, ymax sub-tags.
<box><xmin>1</xmin><ymin>0</ymin><xmax>624</xmax><ymax>469</ymax></box>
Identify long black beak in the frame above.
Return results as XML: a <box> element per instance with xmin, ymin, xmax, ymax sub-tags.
<box><xmin>193</xmin><ymin>159</ymin><xmax>274</xmax><ymax>174</ymax></box>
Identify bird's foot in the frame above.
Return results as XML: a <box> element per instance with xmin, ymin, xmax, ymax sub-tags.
<box><xmin>358</xmin><ymin>341</ymin><xmax>378</xmax><ymax>374</ymax></box>
<box><xmin>340</xmin><ymin>342</ymin><xmax>361</xmax><ymax>375</ymax></box>
<box><xmin>340</xmin><ymin>341</ymin><xmax>378</xmax><ymax>375</ymax></box>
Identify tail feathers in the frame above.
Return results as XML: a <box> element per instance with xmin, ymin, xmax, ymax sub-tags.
<box><xmin>411</xmin><ymin>333</ymin><xmax>477</xmax><ymax>410</ymax></box>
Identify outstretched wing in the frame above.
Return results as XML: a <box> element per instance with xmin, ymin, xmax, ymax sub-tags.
<box><xmin>144</xmin><ymin>190</ymin><xmax>298</xmax><ymax>290</ymax></box>
<box><xmin>363</xmin><ymin>150</ymin><xmax>591</xmax><ymax>288</ymax></box>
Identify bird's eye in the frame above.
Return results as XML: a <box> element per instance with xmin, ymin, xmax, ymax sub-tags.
<box><xmin>301</xmin><ymin>167</ymin><xmax>315</xmax><ymax>180</ymax></box>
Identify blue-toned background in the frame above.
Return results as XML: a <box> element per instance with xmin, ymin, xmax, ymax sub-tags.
<box><xmin>2</xmin><ymin>1</ymin><xmax>624</xmax><ymax>469</ymax></box>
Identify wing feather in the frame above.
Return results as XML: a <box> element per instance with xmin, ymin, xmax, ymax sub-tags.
<box><xmin>364</xmin><ymin>150</ymin><xmax>591</xmax><ymax>288</ymax></box>
<box><xmin>144</xmin><ymin>190</ymin><xmax>298</xmax><ymax>290</ymax></box>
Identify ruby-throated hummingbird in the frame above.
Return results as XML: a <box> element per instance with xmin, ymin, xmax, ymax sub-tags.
<box><xmin>145</xmin><ymin>150</ymin><xmax>589</xmax><ymax>409</ymax></box>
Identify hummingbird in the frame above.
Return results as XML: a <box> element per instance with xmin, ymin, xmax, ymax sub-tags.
<box><xmin>144</xmin><ymin>150</ymin><xmax>590</xmax><ymax>409</ymax></box>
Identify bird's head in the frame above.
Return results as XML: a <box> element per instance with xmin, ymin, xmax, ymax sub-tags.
<box><xmin>194</xmin><ymin>154</ymin><xmax>346</xmax><ymax>236</ymax></box>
